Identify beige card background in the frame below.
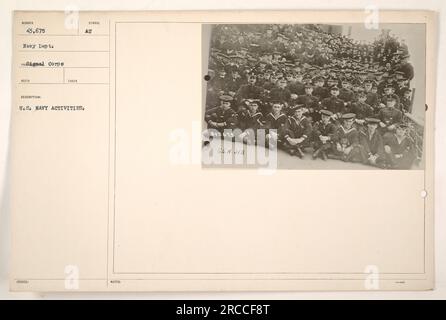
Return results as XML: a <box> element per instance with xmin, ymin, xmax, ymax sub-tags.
<box><xmin>8</xmin><ymin>10</ymin><xmax>435</xmax><ymax>292</ymax></box>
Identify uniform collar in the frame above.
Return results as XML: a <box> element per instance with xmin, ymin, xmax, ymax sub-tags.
<box><xmin>248</xmin><ymin>110</ymin><xmax>262</xmax><ymax>117</ymax></box>
<box><xmin>340</xmin><ymin>125</ymin><xmax>355</xmax><ymax>134</ymax></box>
<box><xmin>291</xmin><ymin>115</ymin><xmax>306</xmax><ymax>123</ymax></box>
<box><xmin>269</xmin><ymin>112</ymin><xmax>285</xmax><ymax>120</ymax></box>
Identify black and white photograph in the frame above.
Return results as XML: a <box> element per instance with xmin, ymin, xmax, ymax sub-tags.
<box><xmin>202</xmin><ymin>23</ymin><xmax>426</xmax><ymax>170</ymax></box>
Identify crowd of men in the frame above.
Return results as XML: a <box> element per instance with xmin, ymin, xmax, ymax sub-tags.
<box><xmin>204</xmin><ymin>24</ymin><xmax>417</xmax><ymax>169</ymax></box>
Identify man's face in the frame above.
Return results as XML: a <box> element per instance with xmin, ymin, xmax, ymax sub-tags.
<box><xmin>404</xmin><ymin>91</ymin><xmax>411</xmax><ymax>99</ymax></box>
<box><xmin>367</xmin><ymin>123</ymin><xmax>378</xmax><ymax>133</ymax></box>
<box><xmin>321</xmin><ymin>114</ymin><xmax>330</xmax><ymax>124</ymax></box>
<box><xmin>344</xmin><ymin>118</ymin><xmax>354</xmax><ymax>129</ymax></box>
<box><xmin>384</xmin><ymin>88</ymin><xmax>392</xmax><ymax>95</ymax></box>
<box><xmin>248</xmin><ymin>77</ymin><xmax>256</xmax><ymax>85</ymax></box>
<box><xmin>387</xmin><ymin>100</ymin><xmax>396</xmax><ymax>108</ymax></box>
<box><xmin>358</xmin><ymin>96</ymin><xmax>366</xmax><ymax>103</ymax></box>
<box><xmin>365</xmin><ymin>83</ymin><xmax>372</xmax><ymax>91</ymax></box>
<box><xmin>331</xmin><ymin>89</ymin><xmax>339</xmax><ymax>97</ymax></box>
<box><xmin>305</xmin><ymin>87</ymin><xmax>313</xmax><ymax>95</ymax></box>
<box><xmin>278</xmin><ymin>80</ymin><xmax>287</xmax><ymax>89</ymax></box>
<box><xmin>342</xmin><ymin>82</ymin><xmax>349</xmax><ymax>89</ymax></box>
<box><xmin>272</xmin><ymin>103</ymin><xmax>282</xmax><ymax>113</ymax></box>
<box><xmin>249</xmin><ymin>103</ymin><xmax>259</xmax><ymax>113</ymax></box>
<box><xmin>263</xmin><ymin>73</ymin><xmax>270</xmax><ymax>80</ymax></box>
<box><xmin>221</xmin><ymin>101</ymin><xmax>231</xmax><ymax>108</ymax></box>
<box><xmin>296</xmin><ymin>75</ymin><xmax>303</xmax><ymax>82</ymax></box>
<box><xmin>316</xmin><ymin>80</ymin><xmax>324</xmax><ymax>87</ymax></box>
<box><xmin>294</xmin><ymin>108</ymin><xmax>304</xmax><ymax>118</ymax></box>
<box><xmin>396</xmin><ymin>127</ymin><xmax>406</xmax><ymax>137</ymax></box>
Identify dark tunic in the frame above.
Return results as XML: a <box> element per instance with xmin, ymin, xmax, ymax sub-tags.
<box><xmin>350</xmin><ymin>101</ymin><xmax>375</xmax><ymax>119</ymax></box>
<box><xmin>264</xmin><ymin>112</ymin><xmax>288</xmax><ymax>133</ymax></box>
<box><xmin>378</xmin><ymin>106</ymin><xmax>403</xmax><ymax>130</ymax></box>
<box><xmin>339</xmin><ymin>88</ymin><xmax>355</xmax><ymax>103</ymax></box>
<box><xmin>312</xmin><ymin>121</ymin><xmax>336</xmax><ymax>150</ymax></box>
<box><xmin>383</xmin><ymin>133</ymin><xmax>416</xmax><ymax>169</ymax></box>
<box><xmin>359</xmin><ymin>129</ymin><xmax>385</xmax><ymax>159</ymax></box>
<box><xmin>269</xmin><ymin>87</ymin><xmax>291</xmax><ymax>103</ymax></box>
<box><xmin>321</xmin><ymin>96</ymin><xmax>346</xmax><ymax>114</ymax></box>
<box><xmin>235</xmin><ymin>84</ymin><xmax>263</xmax><ymax>102</ymax></box>
<box><xmin>205</xmin><ymin>106</ymin><xmax>237</xmax><ymax>133</ymax></box>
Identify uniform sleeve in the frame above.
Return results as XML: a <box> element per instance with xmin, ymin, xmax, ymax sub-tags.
<box><xmin>366</xmin><ymin>105</ymin><xmax>375</xmax><ymax>118</ymax></box>
<box><xmin>350</xmin><ymin>130</ymin><xmax>360</xmax><ymax>146</ymax></box>
<box><xmin>394</xmin><ymin>110</ymin><xmax>403</xmax><ymax>124</ymax></box>
<box><xmin>263</xmin><ymin>115</ymin><xmax>272</xmax><ymax>129</ymax></box>
<box><xmin>302</xmin><ymin>119</ymin><xmax>313</xmax><ymax>139</ymax></box>
<box><xmin>312</xmin><ymin>122</ymin><xmax>321</xmax><ymax>139</ymax></box>
<box><xmin>234</xmin><ymin>85</ymin><xmax>246</xmax><ymax>103</ymax></box>
<box><xmin>255</xmin><ymin>114</ymin><xmax>265</xmax><ymax>129</ymax></box>
<box><xmin>283</xmin><ymin>118</ymin><xmax>293</xmax><ymax>139</ymax></box>
<box><xmin>332</xmin><ymin>128</ymin><xmax>341</xmax><ymax>143</ymax></box>
<box><xmin>225</xmin><ymin>110</ymin><xmax>238</xmax><ymax>129</ymax></box>
<box><xmin>327</xmin><ymin>123</ymin><xmax>337</xmax><ymax>140</ymax></box>
<box><xmin>359</xmin><ymin>132</ymin><xmax>371</xmax><ymax>155</ymax></box>
<box><xmin>205</xmin><ymin>107</ymin><xmax>218</xmax><ymax>123</ymax></box>
<box><xmin>378</xmin><ymin>108</ymin><xmax>385</xmax><ymax>122</ymax></box>
<box><xmin>375</xmin><ymin>133</ymin><xmax>385</xmax><ymax>158</ymax></box>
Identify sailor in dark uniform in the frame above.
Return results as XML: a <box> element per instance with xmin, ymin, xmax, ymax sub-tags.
<box><xmin>205</xmin><ymin>95</ymin><xmax>237</xmax><ymax>136</ymax></box>
<box><xmin>359</xmin><ymin>117</ymin><xmax>386</xmax><ymax>168</ymax></box>
<box><xmin>235</xmin><ymin>74</ymin><xmax>263</xmax><ymax>103</ymax></box>
<box><xmin>321</xmin><ymin>86</ymin><xmax>346</xmax><ymax>119</ymax></box>
<box><xmin>282</xmin><ymin>105</ymin><xmax>312</xmax><ymax>158</ymax></box>
<box><xmin>331</xmin><ymin>113</ymin><xmax>363</xmax><ymax>162</ymax></box>
<box><xmin>349</xmin><ymin>91</ymin><xmax>375</xmax><ymax>127</ymax></box>
<box><xmin>378</xmin><ymin>94</ymin><xmax>403</xmax><ymax>134</ymax></box>
<box><xmin>264</xmin><ymin>100</ymin><xmax>289</xmax><ymax>148</ymax></box>
<box><xmin>383</xmin><ymin>123</ymin><xmax>416</xmax><ymax>169</ymax></box>
<box><xmin>311</xmin><ymin>109</ymin><xmax>337</xmax><ymax>160</ymax></box>
<box><xmin>238</xmin><ymin>100</ymin><xmax>265</xmax><ymax>144</ymax></box>
<box><xmin>297</xmin><ymin>84</ymin><xmax>320</xmax><ymax>121</ymax></box>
